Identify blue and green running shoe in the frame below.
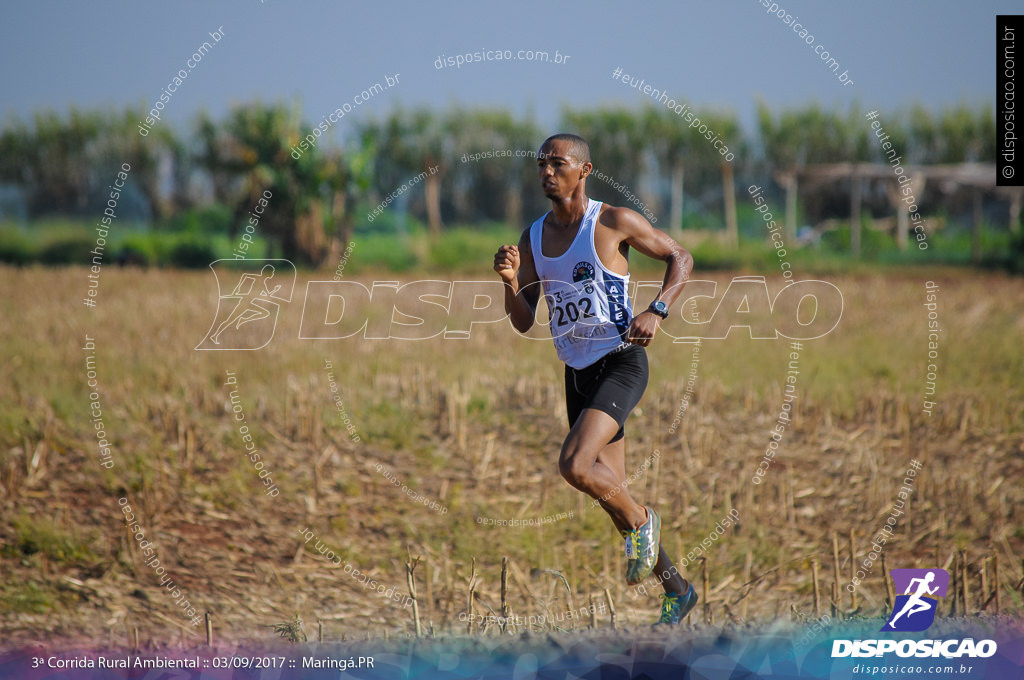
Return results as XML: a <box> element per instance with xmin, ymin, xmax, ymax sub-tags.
<box><xmin>654</xmin><ymin>583</ymin><xmax>699</xmax><ymax>626</ymax></box>
<box><xmin>622</xmin><ymin>506</ymin><xmax>660</xmax><ymax>585</ymax></box>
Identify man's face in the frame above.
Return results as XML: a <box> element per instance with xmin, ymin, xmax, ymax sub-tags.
<box><xmin>537</xmin><ymin>140</ymin><xmax>589</xmax><ymax>200</ymax></box>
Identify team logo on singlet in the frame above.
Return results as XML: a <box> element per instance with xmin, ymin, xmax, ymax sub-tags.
<box><xmin>572</xmin><ymin>261</ymin><xmax>595</xmax><ymax>283</ymax></box>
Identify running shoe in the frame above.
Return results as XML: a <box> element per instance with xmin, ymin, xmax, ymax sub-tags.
<box><xmin>622</xmin><ymin>506</ymin><xmax>660</xmax><ymax>585</ymax></box>
<box><xmin>654</xmin><ymin>584</ymin><xmax>699</xmax><ymax>626</ymax></box>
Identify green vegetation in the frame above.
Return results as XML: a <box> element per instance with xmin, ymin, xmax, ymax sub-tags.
<box><xmin>0</xmin><ymin>101</ymin><xmax>1012</xmax><ymax>274</ymax></box>
<box><xmin>3</xmin><ymin>217</ymin><xmax>1018</xmax><ymax>275</ymax></box>
<box><xmin>6</xmin><ymin>515</ymin><xmax>100</xmax><ymax>566</ymax></box>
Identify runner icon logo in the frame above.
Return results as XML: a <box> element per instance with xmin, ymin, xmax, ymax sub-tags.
<box><xmin>880</xmin><ymin>568</ymin><xmax>949</xmax><ymax>632</ymax></box>
<box><xmin>196</xmin><ymin>260</ymin><xmax>296</xmax><ymax>350</ymax></box>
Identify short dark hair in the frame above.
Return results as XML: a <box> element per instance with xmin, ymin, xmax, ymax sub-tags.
<box><xmin>541</xmin><ymin>133</ymin><xmax>591</xmax><ymax>165</ymax></box>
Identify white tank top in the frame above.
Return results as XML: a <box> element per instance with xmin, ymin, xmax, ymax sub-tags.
<box><xmin>529</xmin><ymin>199</ymin><xmax>632</xmax><ymax>369</ymax></box>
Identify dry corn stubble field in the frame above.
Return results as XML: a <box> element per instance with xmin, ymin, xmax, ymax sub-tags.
<box><xmin>0</xmin><ymin>265</ymin><xmax>1023</xmax><ymax>651</ymax></box>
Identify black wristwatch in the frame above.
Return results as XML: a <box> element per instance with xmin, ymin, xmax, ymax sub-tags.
<box><xmin>648</xmin><ymin>300</ymin><xmax>669</xmax><ymax>319</ymax></box>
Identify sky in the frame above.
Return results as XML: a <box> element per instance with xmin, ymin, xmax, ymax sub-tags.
<box><xmin>0</xmin><ymin>0</ymin><xmax>1012</xmax><ymax>139</ymax></box>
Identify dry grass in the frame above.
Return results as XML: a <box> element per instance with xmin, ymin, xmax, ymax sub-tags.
<box><xmin>0</xmin><ymin>265</ymin><xmax>1022</xmax><ymax>650</ymax></box>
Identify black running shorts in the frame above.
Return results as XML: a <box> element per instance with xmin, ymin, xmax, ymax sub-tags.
<box><xmin>564</xmin><ymin>343</ymin><xmax>649</xmax><ymax>443</ymax></box>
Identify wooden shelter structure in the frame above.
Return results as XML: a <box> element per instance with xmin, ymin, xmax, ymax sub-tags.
<box><xmin>771</xmin><ymin>163</ymin><xmax>1016</xmax><ymax>261</ymax></box>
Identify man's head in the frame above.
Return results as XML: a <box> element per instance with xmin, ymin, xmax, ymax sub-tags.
<box><xmin>538</xmin><ymin>133</ymin><xmax>592</xmax><ymax>201</ymax></box>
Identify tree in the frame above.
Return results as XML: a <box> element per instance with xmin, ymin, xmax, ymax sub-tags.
<box><xmin>0</xmin><ymin>107</ymin><xmax>174</xmax><ymax>222</ymax></box>
<box><xmin>561</xmin><ymin>107</ymin><xmax>648</xmax><ymax>218</ymax></box>
<box><xmin>642</xmin><ymin>105</ymin><xmax>743</xmax><ymax>244</ymax></box>
<box><xmin>701</xmin><ymin>111</ymin><xmax>744</xmax><ymax>248</ymax></box>
<box><xmin>758</xmin><ymin>103</ymin><xmax>868</xmax><ymax>249</ymax></box>
<box><xmin>642</xmin><ymin>106</ymin><xmax>691</xmax><ymax>239</ymax></box>
<box><xmin>441</xmin><ymin>107</ymin><xmax>540</xmax><ymax>227</ymax></box>
<box><xmin>357</xmin><ymin>107</ymin><xmax>449</xmax><ymax>238</ymax></box>
<box><xmin>194</xmin><ymin>102</ymin><xmax>344</xmax><ymax>266</ymax></box>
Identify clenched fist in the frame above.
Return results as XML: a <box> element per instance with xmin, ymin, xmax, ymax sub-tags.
<box><xmin>493</xmin><ymin>244</ymin><xmax>520</xmax><ymax>283</ymax></box>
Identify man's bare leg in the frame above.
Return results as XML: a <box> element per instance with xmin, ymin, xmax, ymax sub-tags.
<box><xmin>558</xmin><ymin>408</ymin><xmax>645</xmax><ymax>529</ymax></box>
<box><xmin>560</xmin><ymin>408</ymin><xmax>689</xmax><ymax>595</ymax></box>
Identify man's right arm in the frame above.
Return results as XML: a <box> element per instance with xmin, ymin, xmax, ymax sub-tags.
<box><xmin>493</xmin><ymin>228</ymin><xmax>540</xmax><ymax>333</ymax></box>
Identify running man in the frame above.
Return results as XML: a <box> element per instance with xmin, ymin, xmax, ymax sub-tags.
<box><xmin>887</xmin><ymin>571</ymin><xmax>940</xmax><ymax>627</ymax></box>
<box><xmin>493</xmin><ymin>134</ymin><xmax>697</xmax><ymax>625</ymax></box>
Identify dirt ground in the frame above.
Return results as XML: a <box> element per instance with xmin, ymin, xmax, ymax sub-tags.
<box><xmin>1</xmin><ymin>267</ymin><xmax>1022</xmax><ymax>652</ymax></box>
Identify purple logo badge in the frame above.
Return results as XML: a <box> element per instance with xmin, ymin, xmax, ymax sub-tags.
<box><xmin>880</xmin><ymin>568</ymin><xmax>949</xmax><ymax>632</ymax></box>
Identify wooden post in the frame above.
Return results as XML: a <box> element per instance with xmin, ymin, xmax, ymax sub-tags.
<box><xmin>787</xmin><ymin>478</ymin><xmax>796</xmax><ymax>527</ymax></box>
<box><xmin>896</xmin><ymin>185</ymin><xmax>909</xmax><ymax>250</ymax></box>
<box><xmin>993</xmin><ymin>553</ymin><xmax>1001</xmax><ymax>615</ymax></box>
<box><xmin>980</xmin><ymin>556</ymin><xmax>988</xmax><ymax>611</ymax></box>
<box><xmin>467</xmin><ymin>557</ymin><xmax>477</xmax><ymax>635</ymax></box>
<box><xmin>424</xmin><ymin>159</ymin><xmax>443</xmax><ymax>239</ymax></box>
<box><xmin>722</xmin><ymin>162</ymin><xmax>738</xmax><ymax>249</ymax></box>
<box><xmin>881</xmin><ymin>553</ymin><xmax>894</xmax><ymax>612</ymax></box>
<box><xmin>589</xmin><ymin>594</ymin><xmax>597</xmax><ymax>629</ymax></box>
<box><xmin>425</xmin><ymin>565</ymin><xmax>434</xmax><ymax>621</ymax></box>
<box><xmin>318</xmin><ymin>619</ymin><xmax>323</xmax><ymax>643</ymax></box>
<box><xmin>742</xmin><ymin>551</ymin><xmax>752</xmax><ymax>620</ymax></box>
<box><xmin>670</xmin><ymin>162</ymin><xmax>684</xmax><ymax>240</ymax></box>
<box><xmin>812</xmin><ymin>557</ymin><xmax>821</xmax><ymax>617</ymax></box>
<box><xmin>1009</xmin><ymin>187</ymin><xmax>1022</xmax><ymax>234</ymax></box>
<box><xmin>205</xmin><ymin>612</ymin><xmax>213</xmax><ymax>647</ymax></box>
<box><xmin>850</xmin><ymin>173</ymin><xmax>863</xmax><ymax>258</ymax></box>
<box><xmin>702</xmin><ymin>557</ymin><xmax>711</xmax><ymax>624</ymax></box>
<box><xmin>785</xmin><ymin>173</ymin><xmax>798</xmax><ymax>244</ymax></box>
<box><xmin>406</xmin><ymin>551</ymin><xmax>422</xmax><ymax>638</ymax></box>
<box><xmin>961</xmin><ymin>550</ymin><xmax>969</xmax><ymax>616</ymax></box>
<box><xmin>832</xmin><ymin>532</ymin><xmax>841</xmax><ymax>598</ymax></box>
<box><xmin>949</xmin><ymin>558</ymin><xmax>958</xmax><ymax>617</ymax></box>
<box><xmin>849</xmin><ymin>529</ymin><xmax>858</xmax><ymax>611</ymax></box>
<box><xmin>604</xmin><ymin>587</ymin><xmax>616</xmax><ymax>630</ymax></box>
<box><xmin>831</xmin><ymin>582</ymin><xmax>839</xmax><ymax>619</ymax></box>
<box><xmin>500</xmin><ymin>556</ymin><xmax>510</xmax><ymax>633</ymax></box>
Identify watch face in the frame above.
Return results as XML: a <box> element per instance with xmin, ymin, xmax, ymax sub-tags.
<box><xmin>651</xmin><ymin>301</ymin><xmax>668</xmax><ymax>317</ymax></box>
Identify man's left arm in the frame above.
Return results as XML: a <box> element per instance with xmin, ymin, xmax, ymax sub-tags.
<box><xmin>613</xmin><ymin>209</ymin><xmax>693</xmax><ymax>346</ymax></box>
